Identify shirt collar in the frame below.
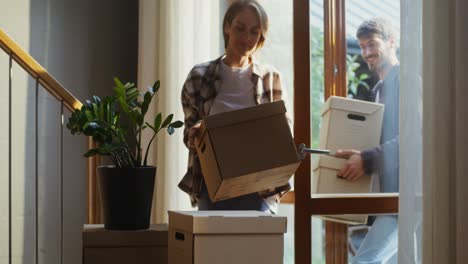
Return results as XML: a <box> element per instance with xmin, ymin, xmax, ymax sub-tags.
<box><xmin>215</xmin><ymin>54</ymin><xmax>266</xmax><ymax>77</ymax></box>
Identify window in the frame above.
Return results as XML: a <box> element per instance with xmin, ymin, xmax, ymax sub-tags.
<box><xmin>293</xmin><ymin>0</ymin><xmax>407</xmax><ymax>263</ymax></box>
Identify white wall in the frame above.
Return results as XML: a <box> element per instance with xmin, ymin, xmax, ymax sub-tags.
<box><xmin>0</xmin><ymin>0</ymin><xmax>139</xmax><ymax>263</ymax></box>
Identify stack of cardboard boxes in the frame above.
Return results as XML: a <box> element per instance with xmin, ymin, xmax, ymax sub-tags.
<box><xmin>81</xmin><ymin>97</ymin><xmax>385</xmax><ymax>264</ymax></box>
<box><xmin>313</xmin><ymin>96</ymin><xmax>384</xmax><ymax>224</ymax></box>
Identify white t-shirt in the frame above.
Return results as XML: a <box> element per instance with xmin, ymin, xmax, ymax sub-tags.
<box><xmin>209</xmin><ymin>60</ymin><xmax>256</xmax><ymax>115</ymax></box>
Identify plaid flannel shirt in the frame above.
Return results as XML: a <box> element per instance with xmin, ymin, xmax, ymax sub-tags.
<box><xmin>179</xmin><ymin>56</ymin><xmax>292</xmax><ymax>206</ymax></box>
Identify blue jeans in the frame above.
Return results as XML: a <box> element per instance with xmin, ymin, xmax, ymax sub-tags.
<box><xmin>352</xmin><ymin>215</ymin><xmax>398</xmax><ymax>264</ymax></box>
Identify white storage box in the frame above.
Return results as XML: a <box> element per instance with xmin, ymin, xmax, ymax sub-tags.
<box><xmin>314</xmin><ymin>96</ymin><xmax>383</xmax><ymax>225</ymax></box>
<box><xmin>312</xmin><ymin>155</ymin><xmax>372</xmax><ymax>195</ymax></box>
<box><xmin>318</xmin><ymin>96</ymin><xmax>384</xmax><ymax>151</ymax></box>
<box><xmin>312</xmin><ymin>156</ymin><xmax>372</xmax><ymax>224</ymax></box>
<box><xmin>168</xmin><ymin>211</ymin><xmax>287</xmax><ymax>264</ymax></box>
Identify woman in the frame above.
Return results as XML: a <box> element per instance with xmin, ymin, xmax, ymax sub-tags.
<box><xmin>178</xmin><ymin>0</ymin><xmax>290</xmax><ymax>213</ymax></box>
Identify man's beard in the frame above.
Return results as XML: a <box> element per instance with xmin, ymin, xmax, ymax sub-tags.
<box><xmin>368</xmin><ymin>58</ymin><xmax>390</xmax><ymax>74</ymax></box>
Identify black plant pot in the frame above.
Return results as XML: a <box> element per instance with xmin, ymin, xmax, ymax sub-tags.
<box><xmin>97</xmin><ymin>166</ymin><xmax>156</xmax><ymax>230</ymax></box>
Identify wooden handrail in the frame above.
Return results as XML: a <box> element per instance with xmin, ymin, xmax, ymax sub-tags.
<box><xmin>0</xmin><ymin>28</ymin><xmax>99</xmax><ymax>224</ymax></box>
<box><xmin>0</xmin><ymin>29</ymin><xmax>82</xmax><ymax>111</ymax></box>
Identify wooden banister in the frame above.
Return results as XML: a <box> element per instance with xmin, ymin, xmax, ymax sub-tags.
<box><xmin>0</xmin><ymin>29</ymin><xmax>82</xmax><ymax>111</ymax></box>
<box><xmin>0</xmin><ymin>28</ymin><xmax>100</xmax><ymax>224</ymax></box>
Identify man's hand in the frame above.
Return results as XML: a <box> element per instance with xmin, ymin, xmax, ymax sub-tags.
<box><xmin>335</xmin><ymin>149</ymin><xmax>366</xmax><ymax>182</ymax></box>
<box><xmin>187</xmin><ymin>122</ymin><xmax>201</xmax><ymax>149</ymax></box>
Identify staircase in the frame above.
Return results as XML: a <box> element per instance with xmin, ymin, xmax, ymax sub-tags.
<box><xmin>0</xmin><ymin>28</ymin><xmax>91</xmax><ymax>264</ymax></box>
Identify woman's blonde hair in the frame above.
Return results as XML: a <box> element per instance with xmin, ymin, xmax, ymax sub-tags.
<box><xmin>223</xmin><ymin>0</ymin><xmax>269</xmax><ymax>50</ymax></box>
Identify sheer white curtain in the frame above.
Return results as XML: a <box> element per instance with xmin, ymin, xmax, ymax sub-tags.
<box><xmin>138</xmin><ymin>0</ymin><xmax>221</xmax><ymax>223</ymax></box>
<box><xmin>399</xmin><ymin>1</ymin><xmax>423</xmax><ymax>263</ymax></box>
<box><xmin>422</xmin><ymin>0</ymin><xmax>468</xmax><ymax>263</ymax></box>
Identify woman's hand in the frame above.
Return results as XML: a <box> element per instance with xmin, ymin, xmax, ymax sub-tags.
<box><xmin>335</xmin><ymin>149</ymin><xmax>366</xmax><ymax>181</ymax></box>
<box><xmin>187</xmin><ymin>122</ymin><xmax>202</xmax><ymax>149</ymax></box>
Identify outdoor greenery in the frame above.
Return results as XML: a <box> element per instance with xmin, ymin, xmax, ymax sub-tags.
<box><xmin>310</xmin><ymin>26</ymin><xmax>325</xmax><ymax>149</ymax></box>
<box><xmin>66</xmin><ymin>78</ymin><xmax>183</xmax><ymax>168</ymax></box>
<box><xmin>346</xmin><ymin>54</ymin><xmax>371</xmax><ymax>98</ymax></box>
<box><xmin>310</xmin><ymin>27</ymin><xmax>370</xmax><ymax>149</ymax></box>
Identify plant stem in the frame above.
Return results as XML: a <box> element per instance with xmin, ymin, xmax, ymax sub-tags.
<box><xmin>137</xmin><ymin>126</ymin><xmax>142</xmax><ymax>165</ymax></box>
<box><xmin>143</xmin><ymin>131</ymin><xmax>157</xmax><ymax>166</ymax></box>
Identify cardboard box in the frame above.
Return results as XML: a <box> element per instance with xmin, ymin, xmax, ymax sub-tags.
<box><xmin>312</xmin><ymin>156</ymin><xmax>372</xmax><ymax>195</ymax></box>
<box><xmin>168</xmin><ymin>211</ymin><xmax>287</xmax><ymax>264</ymax></box>
<box><xmin>318</xmin><ymin>96</ymin><xmax>384</xmax><ymax>151</ymax></box>
<box><xmin>196</xmin><ymin>100</ymin><xmax>300</xmax><ymax>202</ymax></box>
<box><xmin>314</xmin><ymin>96</ymin><xmax>383</xmax><ymax>225</ymax></box>
<box><xmin>82</xmin><ymin>224</ymin><xmax>168</xmax><ymax>264</ymax></box>
<box><xmin>312</xmin><ymin>156</ymin><xmax>371</xmax><ymax>224</ymax></box>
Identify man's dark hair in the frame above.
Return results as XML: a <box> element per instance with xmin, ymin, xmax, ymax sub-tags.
<box><xmin>356</xmin><ymin>18</ymin><xmax>396</xmax><ymax>41</ymax></box>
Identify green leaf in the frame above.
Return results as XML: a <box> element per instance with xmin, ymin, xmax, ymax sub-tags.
<box><xmin>83</xmin><ymin>121</ymin><xmax>99</xmax><ymax>130</ymax></box>
<box><xmin>106</xmin><ymin>101</ymin><xmax>111</xmax><ymax>123</ymax></box>
<box><xmin>84</xmin><ymin>148</ymin><xmax>99</xmax><ymax>157</ymax></box>
<box><xmin>114</xmin><ymin>78</ymin><xmax>130</xmax><ymax>113</ymax></box>
<box><xmin>113</xmin><ymin>114</ymin><xmax>120</xmax><ymax>126</ymax></box>
<box><xmin>170</xmin><ymin>120</ymin><xmax>184</xmax><ymax>128</ymax></box>
<box><xmin>154</xmin><ymin>113</ymin><xmax>162</xmax><ymax>131</ymax></box>
<box><xmin>84</xmin><ymin>110</ymin><xmax>94</xmax><ymax>121</ymax></box>
<box><xmin>114</xmin><ymin>77</ymin><xmax>125</xmax><ymax>90</ymax></box>
<box><xmin>141</xmin><ymin>91</ymin><xmax>153</xmax><ymax>116</ymax></box>
<box><xmin>117</xmin><ymin>96</ymin><xmax>130</xmax><ymax>114</ymax></box>
<box><xmin>98</xmin><ymin>102</ymin><xmax>104</xmax><ymax>120</ymax></box>
<box><xmin>124</xmin><ymin>82</ymin><xmax>135</xmax><ymax>89</ymax></box>
<box><xmin>126</xmin><ymin>87</ymin><xmax>139</xmax><ymax>99</ymax></box>
<box><xmin>85</xmin><ymin>99</ymin><xmax>93</xmax><ymax>109</ymax></box>
<box><xmin>93</xmin><ymin>95</ymin><xmax>101</xmax><ymax>105</ymax></box>
<box><xmin>161</xmin><ymin>114</ymin><xmax>174</xmax><ymax>128</ymax></box>
<box><xmin>359</xmin><ymin>73</ymin><xmax>370</xmax><ymax>80</ymax></box>
<box><xmin>134</xmin><ymin>112</ymin><xmax>144</xmax><ymax>126</ymax></box>
<box><xmin>152</xmin><ymin>80</ymin><xmax>160</xmax><ymax>93</ymax></box>
<box><xmin>66</xmin><ymin>77</ymin><xmax>185</xmax><ymax>168</ymax></box>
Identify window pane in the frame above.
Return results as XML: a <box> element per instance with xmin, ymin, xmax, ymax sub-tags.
<box><xmin>311</xmin><ymin>1</ymin><xmax>401</xmax><ymax>195</ymax></box>
<box><xmin>313</xmin><ymin>214</ymin><xmax>398</xmax><ymax>263</ymax></box>
<box><xmin>309</xmin><ymin>1</ymin><xmax>326</xmax><ymax>263</ymax></box>
<box><xmin>318</xmin><ymin>1</ymin><xmax>401</xmax><ymax>263</ymax></box>
<box><xmin>345</xmin><ymin>1</ymin><xmax>400</xmax><ymax>100</ymax></box>
<box><xmin>311</xmin><ymin>216</ymin><xmax>325</xmax><ymax>263</ymax></box>
<box><xmin>310</xmin><ymin>0</ymin><xmax>325</xmax><ymax>150</ymax></box>
<box><xmin>276</xmin><ymin>206</ymin><xmax>327</xmax><ymax>264</ymax></box>
<box><xmin>257</xmin><ymin>0</ymin><xmax>294</xmax><ymax>120</ymax></box>
<box><xmin>399</xmin><ymin>0</ymin><xmax>423</xmax><ymax>262</ymax></box>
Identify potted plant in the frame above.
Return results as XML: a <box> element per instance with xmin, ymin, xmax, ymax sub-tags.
<box><xmin>66</xmin><ymin>77</ymin><xmax>183</xmax><ymax>230</ymax></box>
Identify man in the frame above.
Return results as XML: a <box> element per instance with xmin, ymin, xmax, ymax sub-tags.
<box><xmin>336</xmin><ymin>18</ymin><xmax>399</xmax><ymax>264</ymax></box>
